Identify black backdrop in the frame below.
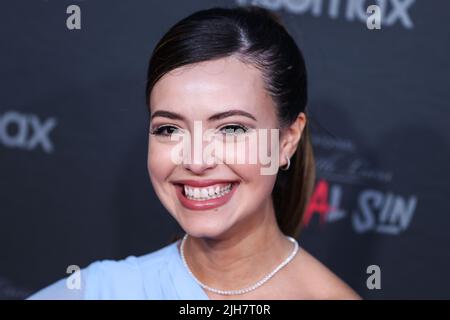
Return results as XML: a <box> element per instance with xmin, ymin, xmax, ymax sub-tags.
<box><xmin>1</xmin><ymin>0</ymin><xmax>449</xmax><ymax>299</ymax></box>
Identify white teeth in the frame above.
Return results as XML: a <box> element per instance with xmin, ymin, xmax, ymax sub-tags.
<box><xmin>183</xmin><ymin>183</ymin><xmax>233</xmax><ymax>200</ymax></box>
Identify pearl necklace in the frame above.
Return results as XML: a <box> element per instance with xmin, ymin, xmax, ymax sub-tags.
<box><xmin>179</xmin><ymin>233</ymin><xmax>299</xmax><ymax>296</ymax></box>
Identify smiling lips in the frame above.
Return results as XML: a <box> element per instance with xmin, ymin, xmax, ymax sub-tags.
<box><xmin>173</xmin><ymin>179</ymin><xmax>239</xmax><ymax>210</ymax></box>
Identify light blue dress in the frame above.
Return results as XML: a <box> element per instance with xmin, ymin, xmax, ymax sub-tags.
<box><xmin>27</xmin><ymin>239</ymin><xmax>210</xmax><ymax>300</ymax></box>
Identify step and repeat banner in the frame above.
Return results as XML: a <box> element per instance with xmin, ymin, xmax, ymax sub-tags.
<box><xmin>0</xmin><ymin>0</ymin><xmax>448</xmax><ymax>299</ymax></box>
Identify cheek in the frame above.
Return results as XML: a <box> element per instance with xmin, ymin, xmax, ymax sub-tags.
<box><xmin>234</xmin><ymin>133</ymin><xmax>279</xmax><ymax>198</ymax></box>
<box><xmin>233</xmin><ymin>162</ymin><xmax>278</xmax><ymax>197</ymax></box>
<box><xmin>147</xmin><ymin>139</ymin><xmax>175</xmax><ymax>184</ymax></box>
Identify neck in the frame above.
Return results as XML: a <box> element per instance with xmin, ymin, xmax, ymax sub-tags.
<box><xmin>179</xmin><ymin>200</ymin><xmax>294</xmax><ymax>291</ymax></box>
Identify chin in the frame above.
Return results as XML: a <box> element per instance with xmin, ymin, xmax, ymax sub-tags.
<box><xmin>179</xmin><ymin>219</ymin><xmax>233</xmax><ymax>240</ymax></box>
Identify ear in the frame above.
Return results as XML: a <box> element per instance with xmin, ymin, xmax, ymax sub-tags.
<box><xmin>279</xmin><ymin>112</ymin><xmax>307</xmax><ymax>167</ymax></box>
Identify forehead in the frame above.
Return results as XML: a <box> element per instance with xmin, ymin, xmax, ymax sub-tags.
<box><xmin>149</xmin><ymin>56</ymin><xmax>272</xmax><ymax>116</ymax></box>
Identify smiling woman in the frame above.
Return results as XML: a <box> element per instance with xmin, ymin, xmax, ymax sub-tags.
<box><xmin>27</xmin><ymin>5</ymin><xmax>361</xmax><ymax>300</ymax></box>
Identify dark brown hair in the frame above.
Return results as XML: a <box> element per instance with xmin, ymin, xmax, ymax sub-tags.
<box><xmin>146</xmin><ymin>5</ymin><xmax>316</xmax><ymax>238</ymax></box>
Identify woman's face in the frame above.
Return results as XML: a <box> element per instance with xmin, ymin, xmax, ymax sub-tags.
<box><xmin>148</xmin><ymin>56</ymin><xmax>293</xmax><ymax>239</ymax></box>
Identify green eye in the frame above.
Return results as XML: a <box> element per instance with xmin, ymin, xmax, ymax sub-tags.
<box><xmin>220</xmin><ymin>124</ymin><xmax>249</xmax><ymax>135</ymax></box>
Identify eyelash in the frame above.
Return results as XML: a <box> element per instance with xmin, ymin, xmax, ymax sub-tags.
<box><xmin>150</xmin><ymin>124</ymin><xmax>250</xmax><ymax>137</ymax></box>
<box><xmin>219</xmin><ymin>124</ymin><xmax>250</xmax><ymax>135</ymax></box>
<box><xmin>150</xmin><ymin>125</ymin><xmax>181</xmax><ymax>137</ymax></box>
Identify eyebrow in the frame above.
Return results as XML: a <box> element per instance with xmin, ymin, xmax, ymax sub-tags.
<box><xmin>150</xmin><ymin>109</ymin><xmax>257</xmax><ymax>122</ymax></box>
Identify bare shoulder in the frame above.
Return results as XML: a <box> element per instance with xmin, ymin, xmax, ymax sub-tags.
<box><xmin>287</xmin><ymin>247</ymin><xmax>362</xmax><ymax>300</ymax></box>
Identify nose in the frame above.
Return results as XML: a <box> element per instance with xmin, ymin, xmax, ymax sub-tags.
<box><xmin>183</xmin><ymin>162</ymin><xmax>216</xmax><ymax>175</ymax></box>
<box><xmin>181</xmin><ymin>138</ymin><xmax>218</xmax><ymax>174</ymax></box>
<box><xmin>182</xmin><ymin>153</ymin><xmax>217</xmax><ymax>175</ymax></box>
